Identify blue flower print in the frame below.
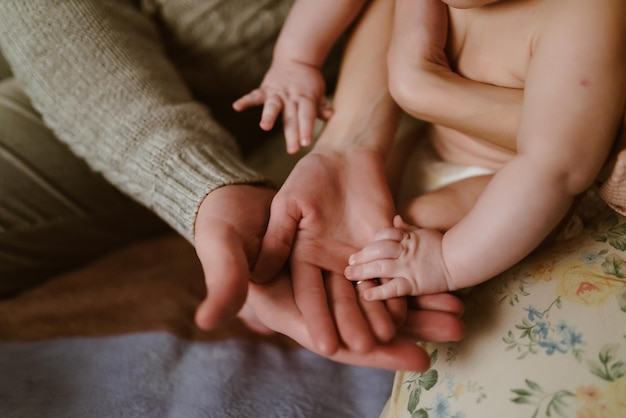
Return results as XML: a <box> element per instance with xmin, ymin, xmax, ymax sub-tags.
<box><xmin>539</xmin><ymin>339</ymin><xmax>568</xmax><ymax>355</ymax></box>
<box><xmin>504</xmin><ymin>299</ymin><xmax>586</xmax><ymax>360</ymax></box>
<box><xmin>525</xmin><ymin>305</ymin><xmax>544</xmax><ymax>321</ymax></box>
<box><xmin>560</xmin><ymin>327</ymin><xmax>583</xmax><ymax>349</ymax></box>
<box><xmin>554</xmin><ymin>320</ymin><xmax>569</xmax><ymax>333</ymax></box>
<box><xmin>532</xmin><ymin>321</ymin><xmax>549</xmax><ymax>339</ymax></box>
<box><xmin>432</xmin><ymin>393</ymin><xmax>451</xmax><ymax>418</ymax></box>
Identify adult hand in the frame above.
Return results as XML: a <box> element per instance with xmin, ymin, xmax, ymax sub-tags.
<box><xmin>252</xmin><ymin>147</ymin><xmax>407</xmax><ymax>356</ymax></box>
<box><xmin>240</xmin><ymin>269</ymin><xmax>465</xmax><ymax>372</ymax></box>
<box><xmin>194</xmin><ymin>184</ymin><xmax>275</xmax><ymax>330</ymax></box>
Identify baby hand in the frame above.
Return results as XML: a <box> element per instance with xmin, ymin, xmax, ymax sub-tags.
<box><xmin>345</xmin><ymin>216</ymin><xmax>451</xmax><ymax>300</ymax></box>
<box><xmin>232</xmin><ymin>60</ymin><xmax>333</xmax><ymax>154</ymax></box>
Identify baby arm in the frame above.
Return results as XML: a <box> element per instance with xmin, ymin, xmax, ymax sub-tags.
<box><xmin>439</xmin><ymin>0</ymin><xmax>626</xmax><ymax>285</ymax></box>
<box><xmin>389</xmin><ymin>0</ymin><xmax>521</xmax><ymax>152</ymax></box>
<box><xmin>348</xmin><ymin>0</ymin><xmax>626</xmax><ymax>298</ymax></box>
<box><xmin>233</xmin><ymin>0</ymin><xmax>366</xmax><ymax>154</ymax></box>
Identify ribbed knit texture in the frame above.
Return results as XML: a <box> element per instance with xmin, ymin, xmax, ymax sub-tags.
<box><xmin>0</xmin><ymin>0</ymin><xmax>292</xmax><ymax>242</ymax></box>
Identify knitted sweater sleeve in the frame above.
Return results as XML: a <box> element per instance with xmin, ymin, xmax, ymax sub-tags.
<box><xmin>0</xmin><ymin>1</ymin><xmax>269</xmax><ymax>243</ymax></box>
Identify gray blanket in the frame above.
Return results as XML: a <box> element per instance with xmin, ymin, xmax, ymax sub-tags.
<box><xmin>0</xmin><ymin>235</ymin><xmax>393</xmax><ymax>418</ymax></box>
<box><xmin>0</xmin><ymin>333</ymin><xmax>392</xmax><ymax>417</ymax></box>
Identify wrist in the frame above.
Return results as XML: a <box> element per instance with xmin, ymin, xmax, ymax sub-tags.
<box><xmin>273</xmin><ymin>40</ymin><xmax>325</xmax><ymax>69</ymax></box>
<box><xmin>195</xmin><ymin>183</ymin><xmax>275</xmax><ymax>238</ymax></box>
<box><xmin>412</xmin><ymin>228</ymin><xmax>454</xmax><ymax>294</ymax></box>
<box><xmin>314</xmin><ymin>93</ymin><xmax>401</xmax><ymax>157</ymax></box>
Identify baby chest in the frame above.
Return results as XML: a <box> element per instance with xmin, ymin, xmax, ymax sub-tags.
<box><xmin>446</xmin><ymin>2</ymin><xmax>541</xmax><ymax>89</ymax></box>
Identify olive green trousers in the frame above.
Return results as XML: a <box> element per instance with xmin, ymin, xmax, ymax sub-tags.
<box><xmin>0</xmin><ymin>55</ymin><xmax>167</xmax><ymax>295</ymax></box>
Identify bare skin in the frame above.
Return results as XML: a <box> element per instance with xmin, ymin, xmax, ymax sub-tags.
<box><xmin>250</xmin><ymin>0</ymin><xmax>409</xmax><ymax>356</ymax></box>
<box><xmin>195</xmin><ymin>0</ymin><xmax>467</xmax><ymax>372</ymax></box>
<box><xmin>401</xmin><ymin>174</ymin><xmax>493</xmax><ymax>232</ymax></box>
<box><xmin>345</xmin><ymin>0</ymin><xmax>626</xmax><ymax>301</ymax></box>
<box><xmin>232</xmin><ymin>0</ymin><xmax>367</xmax><ymax>154</ymax></box>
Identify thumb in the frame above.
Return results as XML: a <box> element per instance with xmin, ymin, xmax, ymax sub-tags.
<box><xmin>252</xmin><ymin>198</ymin><xmax>299</xmax><ymax>284</ymax></box>
<box><xmin>195</xmin><ymin>225</ymin><xmax>249</xmax><ymax>330</ymax></box>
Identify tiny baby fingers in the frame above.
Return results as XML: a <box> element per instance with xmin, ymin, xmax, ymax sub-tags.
<box><xmin>260</xmin><ymin>96</ymin><xmax>284</xmax><ymax>131</ymax></box>
<box><xmin>233</xmin><ymin>89</ymin><xmax>266</xmax><ymax>111</ymax></box>
<box><xmin>348</xmin><ymin>240</ymin><xmax>403</xmax><ymax>265</ymax></box>
<box><xmin>345</xmin><ymin>259</ymin><xmax>402</xmax><ymax>282</ymax></box>
<box><xmin>372</xmin><ymin>227</ymin><xmax>406</xmax><ymax>242</ymax></box>
<box><xmin>363</xmin><ymin>278</ymin><xmax>415</xmax><ymax>301</ymax></box>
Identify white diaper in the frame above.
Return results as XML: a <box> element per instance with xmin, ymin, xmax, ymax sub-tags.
<box><xmin>395</xmin><ymin>136</ymin><xmax>495</xmax><ymax>207</ymax></box>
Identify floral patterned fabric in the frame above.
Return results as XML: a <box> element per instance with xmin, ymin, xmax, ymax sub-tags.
<box><xmin>381</xmin><ymin>191</ymin><xmax>626</xmax><ymax>418</ymax></box>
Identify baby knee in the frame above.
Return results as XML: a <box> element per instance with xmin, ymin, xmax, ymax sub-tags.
<box><xmin>400</xmin><ymin>193</ymin><xmax>463</xmax><ymax>231</ymax></box>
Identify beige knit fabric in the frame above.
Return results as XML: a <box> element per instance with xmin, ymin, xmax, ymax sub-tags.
<box><xmin>0</xmin><ymin>0</ymin><xmax>293</xmax><ymax>242</ymax></box>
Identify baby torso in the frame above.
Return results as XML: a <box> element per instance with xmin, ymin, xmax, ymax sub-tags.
<box><xmin>430</xmin><ymin>0</ymin><xmax>545</xmax><ymax>170</ymax></box>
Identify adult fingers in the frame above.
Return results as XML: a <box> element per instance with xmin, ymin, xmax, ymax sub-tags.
<box><xmin>292</xmin><ymin>259</ymin><xmax>340</xmax><ymax>356</ymax></box>
<box><xmin>344</xmin><ymin>258</ymin><xmax>405</xmax><ymax>282</ymax></box>
<box><xmin>251</xmin><ymin>197</ymin><xmax>298</xmax><ymax>284</ymax></box>
<box><xmin>409</xmin><ymin>293</ymin><xmax>465</xmax><ymax>317</ymax></box>
<box><xmin>282</xmin><ymin>99</ymin><xmax>300</xmax><ymax>154</ymax></box>
<box><xmin>400</xmin><ymin>309</ymin><xmax>466</xmax><ymax>343</ymax></box>
<box><xmin>195</xmin><ymin>225</ymin><xmax>249</xmax><ymax>330</ymax></box>
<box><xmin>354</xmin><ymin>279</ymin><xmax>398</xmax><ymax>342</ymax></box>
<box><xmin>363</xmin><ymin>278</ymin><xmax>415</xmax><ymax>301</ymax></box>
<box><xmin>297</xmin><ymin>98</ymin><xmax>316</xmax><ymax>148</ymax></box>
<box><xmin>327</xmin><ymin>338</ymin><xmax>432</xmax><ymax>372</ymax></box>
<box><xmin>245</xmin><ymin>272</ymin><xmax>433</xmax><ymax>372</ymax></box>
<box><xmin>326</xmin><ymin>272</ymin><xmax>376</xmax><ymax>354</ymax></box>
<box><xmin>348</xmin><ymin>239</ymin><xmax>403</xmax><ymax>266</ymax></box>
<box><xmin>382</xmin><ymin>280</ymin><xmax>408</xmax><ymax>327</ymax></box>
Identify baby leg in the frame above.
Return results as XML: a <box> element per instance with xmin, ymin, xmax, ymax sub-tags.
<box><xmin>400</xmin><ymin>174</ymin><xmax>493</xmax><ymax>231</ymax></box>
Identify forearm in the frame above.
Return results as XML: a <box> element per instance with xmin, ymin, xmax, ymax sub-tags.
<box><xmin>273</xmin><ymin>0</ymin><xmax>366</xmax><ymax>68</ymax></box>
<box><xmin>440</xmin><ymin>0</ymin><xmax>626</xmax><ymax>288</ymax></box>
<box><xmin>442</xmin><ymin>158</ymin><xmax>575</xmax><ymax>289</ymax></box>
<box><xmin>394</xmin><ymin>68</ymin><xmax>521</xmax><ymax>152</ymax></box>
<box><xmin>315</xmin><ymin>0</ymin><xmax>401</xmax><ymax>158</ymax></box>
<box><xmin>388</xmin><ymin>0</ymin><xmax>521</xmax><ymax>152</ymax></box>
<box><xmin>0</xmin><ymin>1</ymin><xmax>266</xmax><ymax>242</ymax></box>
